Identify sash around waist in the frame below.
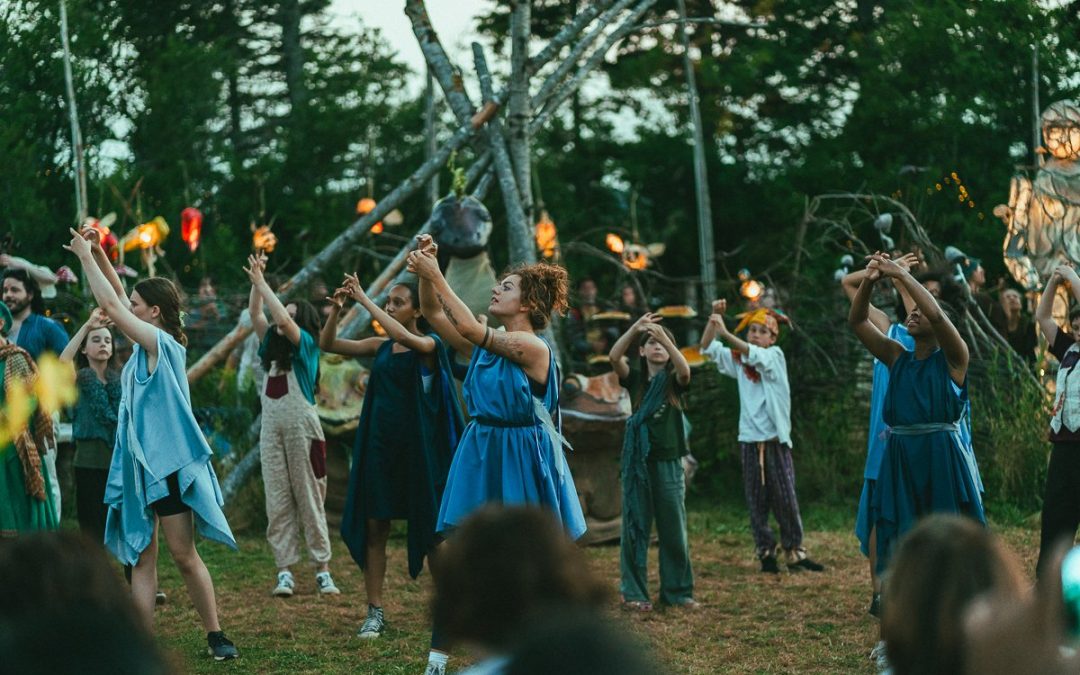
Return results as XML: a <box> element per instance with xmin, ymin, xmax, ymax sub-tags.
<box><xmin>888</xmin><ymin>422</ymin><xmax>961</xmax><ymax>436</ymax></box>
<box><xmin>473</xmin><ymin>416</ymin><xmax>538</xmax><ymax>429</ymax></box>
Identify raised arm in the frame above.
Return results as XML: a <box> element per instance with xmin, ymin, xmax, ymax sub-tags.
<box><xmin>1036</xmin><ymin>268</ymin><xmax>1064</xmax><ymax>344</ymax></box>
<box><xmin>0</xmin><ymin>254</ymin><xmax>57</xmax><ymax>287</ymax></box>
<box><xmin>244</xmin><ymin>254</ymin><xmax>301</xmax><ymax>346</ymax></box>
<box><xmin>344</xmin><ymin>273</ymin><xmax>435</xmax><ymax>354</ymax></box>
<box><xmin>848</xmin><ymin>265</ymin><xmax>905</xmax><ymax>366</ymax></box>
<box><xmin>247</xmin><ymin>260</ymin><xmax>270</xmax><ymax>341</ymax></box>
<box><xmin>842</xmin><ymin>268</ymin><xmax>891</xmax><ymax>333</ymax></box>
<box><xmin>642</xmin><ymin>322</ymin><xmax>690</xmax><ymax>386</ymax></box>
<box><xmin>79</xmin><ymin>227</ymin><xmax>129</xmax><ymax>309</ymax></box>
<box><xmin>64</xmin><ymin>229</ymin><xmax>158</xmax><ymax>355</ymax></box>
<box><xmin>707</xmin><ymin>300</ymin><xmax>752</xmax><ymax>356</ymax></box>
<box><xmin>409</xmin><ymin>244</ymin><xmax>549</xmax><ymax>378</ymax></box>
<box><xmin>318</xmin><ymin>286</ymin><xmax>385</xmax><ymax>357</ymax></box>
<box><xmin>875</xmin><ymin>254</ymin><xmax>969</xmax><ymax>381</ymax></box>
<box><xmin>609</xmin><ymin>312</ymin><xmax>660</xmax><ymax>380</ymax></box>
<box><xmin>411</xmin><ymin>237</ymin><xmax>475</xmax><ymax>357</ymax></box>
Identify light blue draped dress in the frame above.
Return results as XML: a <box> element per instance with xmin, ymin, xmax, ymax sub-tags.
<box><xmin>436</xmin><ymin>341</ymin><xmax>586</xmax><ymax>540</ymax></box>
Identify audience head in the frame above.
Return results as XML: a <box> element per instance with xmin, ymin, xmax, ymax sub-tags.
<box><xmin>0</xmin><ymin>532</ymin><xmax>171</xmax><ymax>675</ymax></box>
<box><xmin>132</xmin><ymin>277</ymin><xmax>187</xmax><ymax>347</ymax></box>
<box><xmin>3</xmin><ymin>268</ymin><xmax>45</xmax><ymax>316</ymax></box>
<box><xmin>882</xmin><ymin>515</ymin><xmax>1025</xmax><ymax>675</ymax></box>
<box><xmin>432</xmin><ymin>506</ymin><xmax>608</xmax><ymax>652</ymax></box>
<box><xmin>262</xmin><ymin>299</ymin><xmax>322</xmax><ymax>373</ymax></box>
<box><xmin>575</xmin><ymin>277</ymin><xmax>598</xmax><ymax>305</ymax></box>
<box><xmin>493</xmin><ymin>262</ymin><xmax>570</xmax><ymax>330</ymax></box>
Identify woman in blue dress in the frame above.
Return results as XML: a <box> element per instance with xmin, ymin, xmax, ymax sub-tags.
<box><xmin>65</xmin><ymin>229</ymin><xmax>239</xmax><ymax>660</ymax></box>
<box><xmin>407</xmin><ymin>234</ymin><xmax>586</xmax><ymax>675</ymax></box>
<box><xmin>848</xmin><ymin>253</ymin><xmax>985</xmax><ymax>579</ymax></box>
<box><xmin>320</xmin><ymin>272</ymin><xmax>463</xmax><ymax>640</ymax></box>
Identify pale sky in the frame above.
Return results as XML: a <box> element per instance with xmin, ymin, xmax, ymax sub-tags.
<box><xmin>328</xmin><ymin>0</ymin><xmax>494</xmax><ymax>93</ymax></box>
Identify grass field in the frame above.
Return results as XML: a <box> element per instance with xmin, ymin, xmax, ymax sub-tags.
<box><xmin>148</xmin><ymin>500</ymin><xmax>1041</xmax><ymax>674</ymax></box>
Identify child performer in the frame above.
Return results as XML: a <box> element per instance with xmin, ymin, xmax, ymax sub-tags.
<box><xmin>245</xmin><ymin>254</ymin><xmax>339</xmax><ymax>598</ymax></box>
<box><xmin>609</xmin><ymin>312</ymin><xmax>696</xmax><ymax>611</ymax></box>
<box><xmin>321</xmin><ymin>272</ymin><xmax>463</xmax><ymax>639</ymax></box>
<box><xmin>848</xmin><ymin>253</ymin><xmax>985</xmax><ymax>579</ymax></box>
<box><xmin>1034</xmin><ymin>264</ymin><xmax>1080</xmax><ymax>577</ymax></box>
<box><xmin>700</xmin><ymin>300</ymin><xmax>824</xmax><ymax>573</ymax></box>
<box><xmin>64</xmin><ymin>230</ymin><xmax>239</xmax><ymax>660</ymax></box>
<box><xmin>841</xmin><ymin>253</ymin><xmax>918</xmax><ymax>616</ymax></box>
<box><xmin>407</xmin><ymin>235</ymin><xmax>585</xmax><ymax>675</ymax></box>
<box><xmin>59</xmin><ymin>308</ymin><xmax>120</xmax><ymax>542</ymax></box>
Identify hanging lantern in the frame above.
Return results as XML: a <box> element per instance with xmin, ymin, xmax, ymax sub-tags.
<box><xmin>181</xmin><ymin>207</ymin><xmax>203</xmax><ymax>252</ymax></box>
<box><xmin>252</xmin><ymin>224</ymin><xmax>277</xmax><ymax>253</ymax></box>
<box><xmin>622</xmin><ymin>244</ymin><xmax>650</xmax><ymax>270</ymax></box>
<box><xmin>81</xmin><ymin>213</ymin><xmax>119</xmax><ymax>261</ymax></box>
<box><xmin>740</xmin><ymin>278</ymin><xmax>764</xmax><ymax>302</ymax></box>
<box><xmin>605</xmin><ymin>233</ymin><xmax>625</xmax><ymax>254</ymax></box>
<box><xmin>357</xmin><ymin>197</ymin><xmax>383</xmax><ymax>234</ymax></box>
<box><xmin>120</xmin><ymin>216</ymin><xmax>169</xmax><ymax>252</ymax></box>
<box><xmin>534</xmin><ymin>210</ymin><xmax>558</xmax><ymax>259</ymax></box>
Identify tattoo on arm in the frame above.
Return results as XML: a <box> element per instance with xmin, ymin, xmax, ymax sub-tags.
<box><xmin>436</xmin><ymin>293</ymin><xmax>458</xmax><ymax>327</ymax></box>
<box><xmin>490</xmin><ymin>331</ymin><xmax>526</xmax><ymax>360</ymax></box>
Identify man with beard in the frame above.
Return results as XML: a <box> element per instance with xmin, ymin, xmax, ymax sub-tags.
<box><xmin>2</xmin><ymin>269</ymin><xmax>67</xmax><ymax>360</ymax></box>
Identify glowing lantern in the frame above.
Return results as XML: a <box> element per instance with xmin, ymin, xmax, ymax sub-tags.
<box><xmin>622</xmin><ymin>244</ymin><xmax>650</xmax><ymax>270</ymax></box>
<box><xmin>81</xmin><ymin>213</ymin><xmax>119</xmax><ymax>262</ymax></box>
<box><xmin>120</xmin><ymin>216</ymin><xmax>169</xmax><ymax>252</ymax></box>
<box><xmin>181</xmin><ymin>207</ymin><xmax>203</xmax><ymax>252</ymax></box>
<box><xmin>357</xmin><ymin>197</ymin><xmax>383</xmax><ymax>234</ymax></box>
<box><xmin>252</xmin><ymin>224</ymin><xmax>277</xmax><ymax>253</ymax></box>
<box><xmin>738</xmin><ymin>268</ymin><xmax>764</xmax><ymax>302</ymax></box>
<box><xmin>535</xmin><ymin>210</ymin><xmax>558</xmax><ymax>258</ymax></box>
<box><xmin>605</xmin><ymin>233</ymin><xmax>625</xmax><ymax>254</ymax></box>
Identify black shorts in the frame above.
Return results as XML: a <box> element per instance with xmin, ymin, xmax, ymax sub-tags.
<box><xmin>151</xmin><ymin>473</ymin><xmax>191</xmax><ymax>517</ymax></box>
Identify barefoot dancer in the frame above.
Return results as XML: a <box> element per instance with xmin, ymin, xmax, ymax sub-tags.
<box><xmin>322</xmin><ymin>273</ymin><xmax>463</xmax><ymax>640</ymax></box>
<box><xmin>65</xmin><ymin>230</ymin><xmax>239</xmax><ymax>661</ymax></box>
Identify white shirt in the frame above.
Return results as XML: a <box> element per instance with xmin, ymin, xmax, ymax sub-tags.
<box><xmin>703</xmin><ymin>340</ymin><xmax>792</xmax><ymax>447</ymax></box>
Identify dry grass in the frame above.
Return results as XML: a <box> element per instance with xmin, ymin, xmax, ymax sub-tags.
<box><xmin>151</xmin><ymin>502</ymin><xmax>1041</xmax><ymax>674</ymax></box>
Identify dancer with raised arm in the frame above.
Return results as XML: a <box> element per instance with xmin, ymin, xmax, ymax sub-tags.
<box><xmin>245</xmin><ymin>253</ymin><xmax>340</xmax><ymax>599</ymax></box>
<box><xmin>321</xmin><ymin>271</ymin><xmax>463</xmax><ymax>640</ymax></box>
<box><xmin>847</xmin><ymin>253</ymin><xmax>985</xmax><ymax>578</ymax></box>
<box><xmin>407</xmin><ymin>234</ymin><xmax>585</xmax><ymax>675</ymax></box>
<box><xmin>64</xmin><ymin>230</ymin><xmax>239</xmax><ymax>661</ymax></box>
<box><xmin>700</xmin><ymin>300</ymin><xmax>824</xmax><ymax>574</ymax></box>
<box><xmin>609</xmin><ymin>312</ymin><xmax>696</xmax><ymax>611</ymax></box>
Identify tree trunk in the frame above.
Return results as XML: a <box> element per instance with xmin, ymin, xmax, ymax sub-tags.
<box><xmin>58</xmin><ymin>0</ymin><xmax>87</xmax><ymax>224</ymax></box>
<box><xmin>674</xmin><ymin>0</ymin><xmax>716</xmax><ymax>304</ymax></box>
<box><xmin>508</xmin><ymin>1</ymin><xmax>534</xmax><ymax>224</ymax></box>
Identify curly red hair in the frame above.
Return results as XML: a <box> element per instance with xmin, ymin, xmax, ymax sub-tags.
<box><xmin>506</xmin><ymin>262</ymin><xmax>569</xmax><ymax>330</ymax></box>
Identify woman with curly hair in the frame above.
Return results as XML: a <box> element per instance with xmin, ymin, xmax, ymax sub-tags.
<box><xmin>64</xmin><ymin>229</ymin><xmax>239</xmax><ymax>660</ymax></box>
<box><xmin>407</xmin><ymin>235</ymin><xmax>586</xmax><ymax>675</ymax></box>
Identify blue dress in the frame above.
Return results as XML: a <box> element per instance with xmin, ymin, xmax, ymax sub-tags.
<box><xmin>871</xmin><ymin>349</ymin><xmax>985</xmax><ymax>574</ymax></box>
<box><xmin>436</xmin><ymin>342</ymin><xmax>586</xmax><ymax>540</ymax></box>
<box><xmin>104</xmin><ymin>329</ymin><xmax>236</xmax><ymax>565</ymax></box>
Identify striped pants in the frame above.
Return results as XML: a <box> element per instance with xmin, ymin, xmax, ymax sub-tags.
<box><xmin>740</xmin><ymin>441</ymin><xmax>807</xmax><ymax>561</ymax></box>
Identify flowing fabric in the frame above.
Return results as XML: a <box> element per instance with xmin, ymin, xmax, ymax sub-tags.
<box><xmin>341</xmin><ymin>335</ymin><xmax>464</xmax><ymax>579</ymax></box>
<box><xmin>436</xmin><ymin>340</ymin><xmax>586</xmax><ymax>540</ymax></box>
<box><xmin>620</xmin><ymin>369</ymin><xmax>671</xmax><ymax>555</ymax></box>
<box><xmin>871</xmin><ymin>349</ymin><xmax>985</xmax><ymax>574</ymax></box>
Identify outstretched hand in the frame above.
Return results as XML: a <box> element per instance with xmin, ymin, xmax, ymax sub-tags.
<box><xmin>415</xmin><ymin>233</ymin><xmax>438</xmax><ymax>257</ymax></box>
<box><xmin>64</xmin><ymin>228</ymin><xmax>92</xmax><ymax>259</ymax></box>
<box><xmin>1054</xmin><ymin>264</ymin><xmax>1079</xmax><ymax>286</ymax></box>
<box><xmin>708</xmin><ymin>313</ymin><xmax>730</xmax><ymax>336</ymax></box>
<box><xmin>326</xmin><ymin>286</ymin><xmax>350</xmax><ymax>309</ymax></box>
<box><xmin>343</xmin><ymin>273</ymin><xmax>367</xmax><ymax>302</ymax></box>
<box><xmin>87</xmin><ymin>307</ymin><xmax>112</xmax><ymax>329</ymax></box>
<box><xmin>631</xmin><ymin>312</ymin><xmax>662</xmax><ymax>334</ymax></box>
<box><xmin>243</xmin><ymin>253</ymin><xmax>267</xmax><ymax>285</ymax></box>
<box><xmin>407</xmin><ymin>249</ymin><xmax>441</xmax><ymax>280</ymax></box>
<box><xmin>711</xmin><ymin>298</ymin><xmax>728</xmax><ymax>315</ymax></box>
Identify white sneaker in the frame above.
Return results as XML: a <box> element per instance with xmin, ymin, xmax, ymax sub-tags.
<box><xmin>315</xmin><ymin>571</ymin><xmax>341</xmax><ymax>595</ymax></box>
<box><xmin>869</xmin><ymin>640</ymin><xmax>890</xmax><ymax>672</ymax></box>
<box><xmin>423</xmin><ymin>662</ymin><xmax>446</xmax><ymax>675</ymax></box>
<box><xmin>272</xmin><ymin>571</ymin><xmax>295</xmax><ymax>597</ymax></box>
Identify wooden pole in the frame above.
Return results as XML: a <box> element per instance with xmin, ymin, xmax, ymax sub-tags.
<box><xmin>425</xmin><ymin>68</ymin><xmax>440</xmax><ymax>205</ymax></box>
<box><xmin>58</xmin><ymin>0</ymin><xmax>87</xmax><ymax>224</ymax></box>
<box><xmin>508</xmin><ymin>1</ymin><xmax>534</xmax><ymax>224</ymax></box>
<box><xmin>674</xmin><ymin>0</ymin><xmax>716</xmax><ymax>304</ymax></box>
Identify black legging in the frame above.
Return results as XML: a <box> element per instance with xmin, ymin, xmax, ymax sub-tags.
<box><xmin>1037</xmin><ymin>441</ymin><xmax>1080</xmax><ymax>577</ymax></box>
<box><xmin>75</xmin><ymin>467</ymin><xmax>110</xmax><ymax>542</ymax></box>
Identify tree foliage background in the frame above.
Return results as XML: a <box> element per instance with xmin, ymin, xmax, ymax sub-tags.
<box><xmin>2</xmin><ymin>0</ymin><xmax>1079</xmax><ymax>508</ymax></box>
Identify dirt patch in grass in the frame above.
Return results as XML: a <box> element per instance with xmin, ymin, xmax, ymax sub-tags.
<box><xmin>150</xmin><ymin>504</ymin><xmax>1041</xmax><ymax>674</ymax></box>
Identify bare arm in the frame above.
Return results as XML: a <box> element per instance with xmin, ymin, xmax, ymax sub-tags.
<box><xmin>1036</xmin><ymin>269</ymin><xmax>1063</xmax><ymax>344</ymax></box>
<box><xmin>344</xmin><ymin>273</ymin><xmax>435</xmax><ymax>354</ymax></box>
<box><xmin>642</xmin><ymin>322</ymin><xmax>690</xmax><ymax>385</ymax></box>
<box><xmin>0</xmin><ymin>254</ymin><xmax>57</xmax><ymax>286</ymax></box>
<box><xmin>79</xmin><ymin>228</ymin><xmax>129</xmax><ymax>309</ymax></box>
<box><xmin>609</xmin><ymin>313</ymin><xmax>660</xmax><ymax>380</ymax></box>
<box><xmin>65</xmin><ymin>229</ymin><xmax>158</xmax><ymax>357</ymax></box>
<box><xmin>245</xmin><ymin>254</ymin><xmax>301</xmax><ymax>346</ymax></box>
<box><xmin>848</xmin><ymin>271</ymin><xmax>905</xmax><ymax>366</ymax></box>
<box><xmin>247</xmin><ymin>278</ymin><xmax>270</xmax><ymax>341</ymax></box>
<box><xmin>318</xmin><ymin>291</ymin><xmax>386</xmax><ymax>357</ymax></box>
<box><xmin>60</xmin><ymin>319</ymin><xmax>91</xmax><ymax>364</ymax></box>
<box><xmin>842</xmin><ymin>269</ymin><xmax>891</xmax><ymax>333</ymax></box>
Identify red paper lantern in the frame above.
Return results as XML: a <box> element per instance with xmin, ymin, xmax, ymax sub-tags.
<box><xmin>181</xmin><ymin>207</ymin><xmax>203</xmax><ymax>253</ymax></box>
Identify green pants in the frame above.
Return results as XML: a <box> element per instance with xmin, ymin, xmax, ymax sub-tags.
<box><xmin>620</xmin><ymin>458</ymin><xmax>693</xmax><ymax>604</ymax></box>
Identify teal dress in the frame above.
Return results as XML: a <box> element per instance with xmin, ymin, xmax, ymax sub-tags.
<box><xmin>341</xmin><ymin>335</ymin><xmax>464</xmax><ymax>579</ymax></box>
<box><xmin>436</xmin><ymin>342</ymin><xmax>586</xmax><ymax>540</ymax></box>
<box><xmin>872</xmin><ymin>349</ymin><xmax>985</xmax><ymax>574</ymax></box>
